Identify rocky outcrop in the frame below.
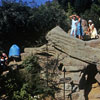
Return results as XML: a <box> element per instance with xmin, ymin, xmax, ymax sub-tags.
<box><xmin>46</xmin><ymin>26</ymin><xmax>100</xmax><ymax>64</ymax></box>
<box><xmin>21</xmin><ymin>26</ymin><xmax>100</xmax><ymax>100</ymax></box>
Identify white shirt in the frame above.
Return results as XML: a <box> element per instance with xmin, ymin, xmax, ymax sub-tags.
<box><xmin>71</xmin><ymin>19</ymin><xmax>77</xmax><ymax>29</ymax></box>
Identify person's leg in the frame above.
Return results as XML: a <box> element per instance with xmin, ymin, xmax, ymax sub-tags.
<box><xmin>74</xmin><ymin>28</ymin><xmax>77</xmax><ymax>37</ymax></box>
<box><xmin>81</xmin><ymin>27</ymin><xmax>84</xmax><ymax>39</ymax></box>
<box><xmin>79</xmin><ymin>35</ymin><xmax>81</xmax><ymax>39</ymax></box>
<box><xmin>78</xmin><ymin>29</ymin><xmax>81</xmax><ymax>39</ymax></box>
<box><xmin>76</xmin><ymin>25</ymin><xmax>80</xmax><ymax>38</ymax></box>
<box><xmin>70</xmin><ymin>28</ymin><xmax>74</xmax><ymax>36</ymax></box>
<box><xmin>77</xmin><ymin>27</ymin><xmax>80</xmax><ymax>39</ymax></box>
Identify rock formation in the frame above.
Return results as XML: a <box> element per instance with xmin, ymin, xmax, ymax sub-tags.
<box><xmin>21</xmin><ymin>26</ymin><xmax>100</xmax><ymax>100</ymax></box>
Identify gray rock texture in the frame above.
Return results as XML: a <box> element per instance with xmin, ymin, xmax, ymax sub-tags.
<box><xmin>21</xmin><ymin>26</ymin><xmax>100</xmax><ymax>100</ymax></box>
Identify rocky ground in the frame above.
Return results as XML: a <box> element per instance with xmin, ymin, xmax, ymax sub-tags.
<box><xmin>20</xmin><ymin>26</ymin><xmax>100</xmax><ymax>100</ymax></box>
<box><xmin>2</xmin><ymin>26</ymin><xmax>100</xmax><ymax>100</ymax></box>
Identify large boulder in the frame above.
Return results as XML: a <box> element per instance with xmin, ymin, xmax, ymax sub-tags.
<box><xmin>46</xmin><ymin>26</ymin><xmax>100</xmax><ymax>64</ymax></box>
<box><xmin>21</xmin><ymin>26</ymin><xmax>100</xmax><ymax>100</ymax></box>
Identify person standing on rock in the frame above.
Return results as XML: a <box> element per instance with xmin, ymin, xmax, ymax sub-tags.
<box><xmin>70</xmin><ymin>15</ymin><xmax>78</xmax><ymax>37</ymax></box>
<box><xmin>76</xmin><ymin>15</ymin><xmax>84</xmax><ymax>39</ymax></box>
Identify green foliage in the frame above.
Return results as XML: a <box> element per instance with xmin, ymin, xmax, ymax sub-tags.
<box><xmin>74</xmin><ymin>0</ymin><xmax>92</xmax><ymax>13</ymax></box>
<box><xmin>0</xmin><ymin>55</ymin><xmax>57</xmax><ymax>99</ymax></box>
<box><xmin>13</xmin><ymin>83</ymin><xmax>32</xmax><ymax>100</ymax></box>
<box><xmin>11</xmin><ymin>55</ymin><xmax>56</xmax><ymax>100</ymax></box>
<box><xmin>0</xmin><ymin>1</ymin><xmax>69</xmax><ymax>51</ymax></box>
<box><xmin>66</xmin><ymin>2</ymin><xmax>75</xmax><ymax>29</ymax></box>
<box><xmin>22</xmin><ymin>56</ymin><xmax>40</xmax><ymax>72</ymax></box>
<box><xmin>0</xmin><ymin>0</ymin><xmax>100</xmax><ymax>51</ymax></box>
<box><xmin>0</xmin><ymin>70</ymin><xmax>23</xmax><ymax>100</ymax></box>
<box><xmin>1</xmin><ymin>0</ymin><xmax>100</xmax><ymax>99</ymax></box>
<box><xmin>57</xmin><ymin>0</ymin><xmax>68</xmax><ymax>10</ymax></box>
<box><xmin>57</xmin><ymin>0</ymin><xmax>100</xmax><ymax>31</ymax></box>
<box><xmin>81</xmin><ymin>3</ymin><xmax>100</xmax><ymax>30</ymax></box>
<box><xmin>28</xmin><ymin>1</ymin><xmax>68</xmax><ymax>41</ymax></box>
<box><xmin>57</xmin><ymin>0</ymin><xmax>93</xmax><ymax>13</ymax></box>
<box><xmin>0</xmin><ymin>1</ymin><xmax>33</xmax><ymax>51</ymax></box>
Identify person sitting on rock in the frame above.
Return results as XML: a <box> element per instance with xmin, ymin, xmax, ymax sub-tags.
<box><xmin>90</xmin><ymin>24</ymin><xmax>98</xmax><ymax>39</ymax></box>
<box><xmin>86</xmin><ymin>20</ymin><xmax>98</xmax><ymax>39</ymax></box>
<box><xmin>69</xmin><ymin>15</ymin><xmax>78</xmax><ymax>37</ymax></box>
<box><xmin>85</xmin><ymin>20</ymin><xmax>93</xmax><ymax>35</ymax></box>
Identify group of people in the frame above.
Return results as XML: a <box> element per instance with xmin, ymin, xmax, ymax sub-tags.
<box><xmin>70</xmin><ymin>14</ymin><xmax>98</xmax><ymax>39</ymax></box>
<box><xmin>70</xmin><ymin>14</ymin><xmax>84</xmax><ymax>39</ymax></box>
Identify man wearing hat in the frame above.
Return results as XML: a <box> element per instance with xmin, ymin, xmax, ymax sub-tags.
<box><xmin>85</xmin><ymin>20</ymin><xmax>93</xmax><ymax>35</ymax></box>
<box><xmin>88</xmin><ymin>20</ymin><xmax>93</xmax><ymax>32</ymax></box>
<box><xmin>87</xmin><ymin>20</ymin><xmax>98</xmax><ymax>39</ymax></box>
<box><xmin>91</xmin><ymin>24</ymin><xmax>98</xmax><ymax>39</ymax></box>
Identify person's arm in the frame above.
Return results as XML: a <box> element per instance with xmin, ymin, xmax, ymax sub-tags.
<box><xmin>74</xmin><ymin>16</ymin><xmax>80</xmax><ymax>26</ymax></box>
<box><xmin>87</xmin><ymin>27</ymin><xmax>90</xmax><ymax>32</ymax></box>
<box><xmin>78</xmin><ymin>18</ymin><xmax>81</xmax><ymax>22</ymax></box>
<box><xmin>69</xmin><ymin>14</ymin><xmax>76</xmax><ymax>19</ymax></box>
<box><xmin>76</xmin><ymin>16</ymin><xmax>81</xmax><ymax>22</ymax></box>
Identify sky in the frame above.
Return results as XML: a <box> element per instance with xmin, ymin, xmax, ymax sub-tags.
<box><xmin>0</xmin><ymin>0</ymin><xmax>53</xmax><ymax>7</ymax></box>
<box><xmin>27</xmin><ymin>0</ymin><xmax>53</xmax><ymax>7</ymax></box>
<box><xmin>35</xmin><ymin>0</ymin><xmax>52</xmax><ymax>5</ymax></box>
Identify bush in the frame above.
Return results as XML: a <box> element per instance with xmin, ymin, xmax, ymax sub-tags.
<box><xmin>81</xmin><ymin>4</ymin><xmax>100</xmax><ymax>30</ymax></box>
<box><xmin>12</xmin><ymin>55</ymin><xmax>57</xmax><ymax>99</ymax></box>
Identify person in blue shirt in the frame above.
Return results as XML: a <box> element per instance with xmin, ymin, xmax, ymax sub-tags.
<box><xmin>70</xmin><ymin>15</ymin><xmax>78</xmax><ymax>37</ymax></box>
<box><xmin>76</xmin><ymin>15</ymin><xmax>84</xmax><ymax>39</ymax></box>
